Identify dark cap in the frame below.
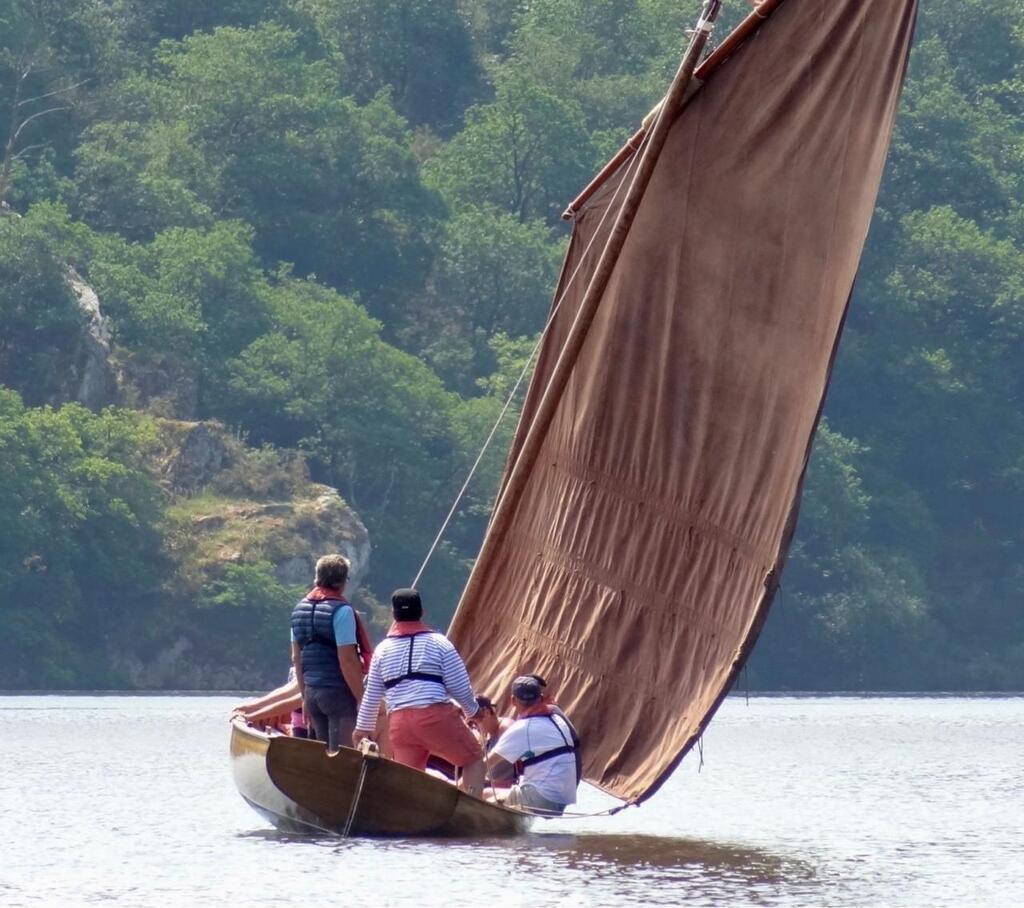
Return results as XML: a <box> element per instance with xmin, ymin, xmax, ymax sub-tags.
<box><xmin>475</xmin><ymin>695</ymin><xmax>495</xmax><ymax>712</ymax></box>
<box><xmin>391</xmin><ymin>588</ymin><xmax>423</xmax><ymax>621</ymax></box>
<box><xmin>511</xmin><ymin>675</ymin><xmax>543</xmax><ymax>704</ymax></box>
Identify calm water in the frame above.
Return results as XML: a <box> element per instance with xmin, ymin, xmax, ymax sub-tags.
<box><xmin>0</xmin><ymin>694</ymin><xmax>1020</xmax><ymax>907</ymax></box>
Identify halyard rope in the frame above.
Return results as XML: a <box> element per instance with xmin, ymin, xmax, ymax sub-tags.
<box><xmin>410</xmin><ymin>131</ymin><xmax>653</xmax><ymax>588</ymax></box>
<box><xmin>517</xmin><ymin>801</ymin><xmax>636</xmax><ymax>819</ymax></box>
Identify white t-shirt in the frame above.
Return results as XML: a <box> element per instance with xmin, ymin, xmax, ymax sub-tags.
<box><xmin>493</xmin><ymin>714</ymin><xmax>578</xmax><ymax>806</ymax></box>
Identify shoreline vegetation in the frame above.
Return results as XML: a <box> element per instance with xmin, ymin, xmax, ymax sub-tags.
<box><xmin>2</xmin><ymin>0</ymin><xmax>1022</xmax><ymax>691</ymax></box>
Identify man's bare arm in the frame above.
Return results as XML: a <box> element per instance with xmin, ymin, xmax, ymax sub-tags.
<box><xmin>290</xmin><ymin>641</ymin><xmax>304</xmax><ymax>695</ymax></box>
<box><xmin>486</xmin><ymin>751</ymin><xmax>514</xmax><ymax>778</ymax></box>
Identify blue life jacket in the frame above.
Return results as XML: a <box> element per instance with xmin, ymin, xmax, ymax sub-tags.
<box><xmin>290</xmin><ymin>597</ymin><xmax>350</xmax><ymax>688</ymax></box>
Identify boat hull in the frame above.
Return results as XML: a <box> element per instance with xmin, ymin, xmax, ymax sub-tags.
<box><xmin>230</xmin><ymin>720</ymin><xmax>532</xmax><ymax>837</ymax></box>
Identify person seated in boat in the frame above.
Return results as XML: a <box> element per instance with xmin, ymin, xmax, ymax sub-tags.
<box><xmin>232</xmin><ymin>677</ymin><xmax>297</xmax><ymax>730</ymax></box>
<box><xmin>467</xmin><ymin>695</ymin><xmax>507</xmax><ymax>751</ymax></box>
<box><xmin>485</xmin><ymin>676</ymin><xmax>580</xmax><ymax>815</ymax></box>
<box><xmin>352</xmin><ymin>589</ymin><xmax>486</xmax><ymax>797</ymax></box>
<box><xmin>519</xmin><ymin>673</ymin><xmax>569</xmax><ymax>720</ymax></box>
<box><xmin>468</xmin><ymin>695</ymin><xmax>515</xmax><ymax>789</ymax></box>
<box><xmin>523</xmin><ymin>673</ymin><xmax>582</xmax><ymax>781</ymax></box>
<box><xmin>232</xmin><ymin>668</ymin><xmax>304</xmax><ymax>733</ymax></box>
<box><xmin>290</xmin><ymin>554</ymin><xmax>373</xmax><ymax>753</ymax></box>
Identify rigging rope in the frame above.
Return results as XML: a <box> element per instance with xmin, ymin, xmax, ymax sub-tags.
<box><xmin>342</xmin><ymin>754</ymin><xmax>371</xmax><ymax>838</ymax></box>
<box><xmin>517</xmin><ymin>800</ymin><xmax>636</xmax><ymax>819</ymax></box>
<box><xmin>410</xmin><ymin>131</ymin><xmax>653</xmax><ymax>589</ymax></box>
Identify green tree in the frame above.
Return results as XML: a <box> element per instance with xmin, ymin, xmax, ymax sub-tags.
<box><xmin>0</xmin><ymin>1</ymin><xmax>88</xmax><ymax>207</ymax></box>
<box><xmin>194</xmin><ymin>561</ymin><xmax>296</xmax><ymax>679</ymax></box>
<box><xmin>73</xmin><ymin>23</ymin><xmax>442</xmax><ymax>323</ymax></box>
<box><xmin>0</xmin><ymin>202</ymin><xmax>90</xmax><ymax>404</ymax></box>
<box><xmin>85</xmin><ymin>219</ymin><xmax>271</xmax><ymax>411</ymax></box>
<box><xmin>425</xmin><ymin>65</ymin><xmax>595</xmax><ymax>223</ymax></box>
<box><xmin>225</xmin><ymin>276</ymin><xmax>462</xmax><ymax>589</ymax></box>
<box><xmin>754</xmin><ymin>424</ymin><xmax>931</xmax><ymax>689</ymax></box>
<box><xmin>401</xmin><ymin>205</ymin><xmax>563</xmax><ymax>391</ymax></box>
<box><xmin>413</xmin><ymin>331</ymin><xmax>538</xmax><ymax>616</ymax></box>
<box><xmin>0</xmin><ymin>390</ymin><xmax>164</xmax><ymax>686</ymax></box>
<box><xmin>837</xmin><ymin>208</ymin><xmax>1024</xmax><ymax>662</ymax></box>
<box><xmin>296</xmin><ymin>0</ymin><xmax>483</xmax><ymax>133</ymax></box>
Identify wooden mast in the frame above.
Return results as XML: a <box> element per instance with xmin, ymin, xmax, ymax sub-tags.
<box><xmin>562</xmin><ymin>0</ymin><xmax>786</xmax><ymax>220</ymax></box>
<box><xmin>451</xmin><ymin>0</ymin><xmax>725</xmax><ymax>629</ymax></box>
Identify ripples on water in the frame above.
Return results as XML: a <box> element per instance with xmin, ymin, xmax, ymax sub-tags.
<box><xmin>0</xmin><ymin>694</ymin><xmax>1020</xmax><ymax>907</ymax></box>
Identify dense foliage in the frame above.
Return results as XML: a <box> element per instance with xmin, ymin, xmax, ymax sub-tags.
<box><xmin>1</xmin><ymin>0</ymin><xmax>1021</xmax><ymax>689</ymax></box>
<box><xmin>0</xmin><ymin>389</ymin><xmax>164</xmax><ymax>685</ymax></box>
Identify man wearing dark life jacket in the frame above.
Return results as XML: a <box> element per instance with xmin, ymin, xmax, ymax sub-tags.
<box><xmin>353</xmin><ymin>589</ymin><xmax>486</xmax><ymax>796</ymax></box>
<box><xmin>486</xmin><ymin>676</ymin><xmax>581</xmax><ymax>815</ymax></box>
<box><xmin>290</xmin><ymin>554</ymin><xmax>372</xmax><ymax>752</ymax></box>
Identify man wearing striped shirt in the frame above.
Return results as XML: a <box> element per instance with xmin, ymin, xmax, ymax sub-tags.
<box><xmin>353</xmin><ymin>589</ymin><xmax>485</xmax><ymax>795</ymax></box>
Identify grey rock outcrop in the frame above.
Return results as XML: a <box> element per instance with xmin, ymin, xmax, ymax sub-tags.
<box><xmin>116</xmin><ymin>351</ymin><xmax>198</xmax><ymax>420</ymax></box>
<box><xmin>68</xmin><ymin>270</ymin><xmax>119</xmax><ymax>410</ymax></box>
<box><xmin>66</xmin><ymin>268</ymin><xmax>198</xmax><ymax>418</ymax></box>
<box><xmin>180</xmin><ymin>485</ymin><xmax>370</xmax><ymax>591</ymax></box>
<box><xmin>151</xmin><ymin>419</ymin><xmax>371</xmax><ymax>590</ymax></box>
<box><xmin>162</xmin><ymin>423</ymin><xmax>228</xmax><ymax>492</ymax></box>
<box><xmin>273</xmin><ymin>489</ymin><xmax>373</xmax><ymax>589</ymax></box>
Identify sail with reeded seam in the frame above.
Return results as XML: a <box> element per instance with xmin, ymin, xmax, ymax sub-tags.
<box><xmin>448</xmin><ymin>0</ymin><xmax>919</xmax><ymax>803</ymax></box>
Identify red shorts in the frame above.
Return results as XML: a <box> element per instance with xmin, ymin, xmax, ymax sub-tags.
<box><xmin>388</xmin><ymin>702</ymin><xmax>481</xmax><ymax>770</ymax></box>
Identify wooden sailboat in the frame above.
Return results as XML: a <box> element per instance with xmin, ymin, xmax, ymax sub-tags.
<box><xmin>231</xmin><ymin>720</ymin><xmax>531</xmax><ymax>836</ymax></box>
<box><xmin>231</xmin><ymin>0</ymin><xmax>919</xmax><ymax>835</ymax></box>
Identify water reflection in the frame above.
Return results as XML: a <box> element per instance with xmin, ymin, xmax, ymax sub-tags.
<box><xmin>525</xmin><ymin>831</ymin><xmax>805</xmax><ymax>875</ymax></box>
<box><xmin>240</xmin><ymin>826</ymin><xmax>812</xmax><ymax>880</ymax></box>
<box><xmin>507</xmin><ymin>833</ymin><xmax>818</xmax><ymax>905</ymax></box>
<box><xmin>269</xmin><ymin>831</ymin><xmax>823</xmax><ymax>906</ymax></box>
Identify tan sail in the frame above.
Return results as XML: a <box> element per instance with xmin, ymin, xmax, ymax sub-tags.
<box><xmin>449</xmin><ymin>0</ymin><xmax>919</xmax><ymax>803</ymax></box>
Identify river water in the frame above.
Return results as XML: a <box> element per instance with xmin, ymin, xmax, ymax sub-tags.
<box><xmin>0</xmin><ymin>694</ymin><xmax>1020</xmax><ymax>907</ymax></box>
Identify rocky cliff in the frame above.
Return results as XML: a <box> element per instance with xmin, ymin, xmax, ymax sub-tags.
<box><xmin>61</xmin><ymin>274</ymin><xmax>378</xmax><ymax>688</ymax></box>
<box><xmin>67</xmin><ymin>269</ymin><xmax>119</xmax><ymax>410</ymax></box>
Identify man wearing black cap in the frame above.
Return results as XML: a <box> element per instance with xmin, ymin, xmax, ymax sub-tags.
<box><xmin>486</xmin><ymin>676</ymin><xmax>580</xmax><ymax>814</ymax></box>
<box><xmin>353</xmin><ymin>589</ymin><xmax>485</xmax><ymax>795</ymax></box>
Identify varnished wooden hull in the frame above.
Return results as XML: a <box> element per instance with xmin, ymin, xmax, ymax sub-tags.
<box><xmin>230</xmin><ymin>720</ymin><xmax>532</xmax><ymax>837</ymax></box>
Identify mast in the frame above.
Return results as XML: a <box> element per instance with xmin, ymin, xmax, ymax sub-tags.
<box><xmin>453</xmin><ymin>0</ymin><xmax>725</xmax><ymax>624</ymax></box>
<box><xmin>562</xmin><ymin>0</ymin><xmax>786</xmax><ymax>221</ymax></box>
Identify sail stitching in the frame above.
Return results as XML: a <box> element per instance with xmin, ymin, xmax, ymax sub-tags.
<box><xmin>531</xmin><ymin>453</ymin><xmax>778</xmax><ymax>567</ymax></box>
<box><xmin>506</xmin><ymin>530</ymin><xmax>763</xmax><ymax>634</ymax></box>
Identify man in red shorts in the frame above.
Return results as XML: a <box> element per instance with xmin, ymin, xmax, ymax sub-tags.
<box><xmin>352</xmin><ymin>589</ymin><xmax>485</xmax><ymax>795</ymax></box>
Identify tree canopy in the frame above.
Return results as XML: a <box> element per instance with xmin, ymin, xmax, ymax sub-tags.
<box><xmin>2</xmin><ymin>0</ymin><xmax>1023</xmax><ymax>689</ymax></box>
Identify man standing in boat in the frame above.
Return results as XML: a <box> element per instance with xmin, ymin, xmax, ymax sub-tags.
<box><xmin>290</xmin><ymin>554</ymin><xmax>370</xmax><ymax>753</ymax></box>
<box><xmin>485</xmin><ymin>676</ymin><xmax>580</xmax><ymax>815</ymax></box>
<box><xmin>352</xmin><ymin>589</ymin><xmax>486</xmax><ymax>796</ymax></box>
